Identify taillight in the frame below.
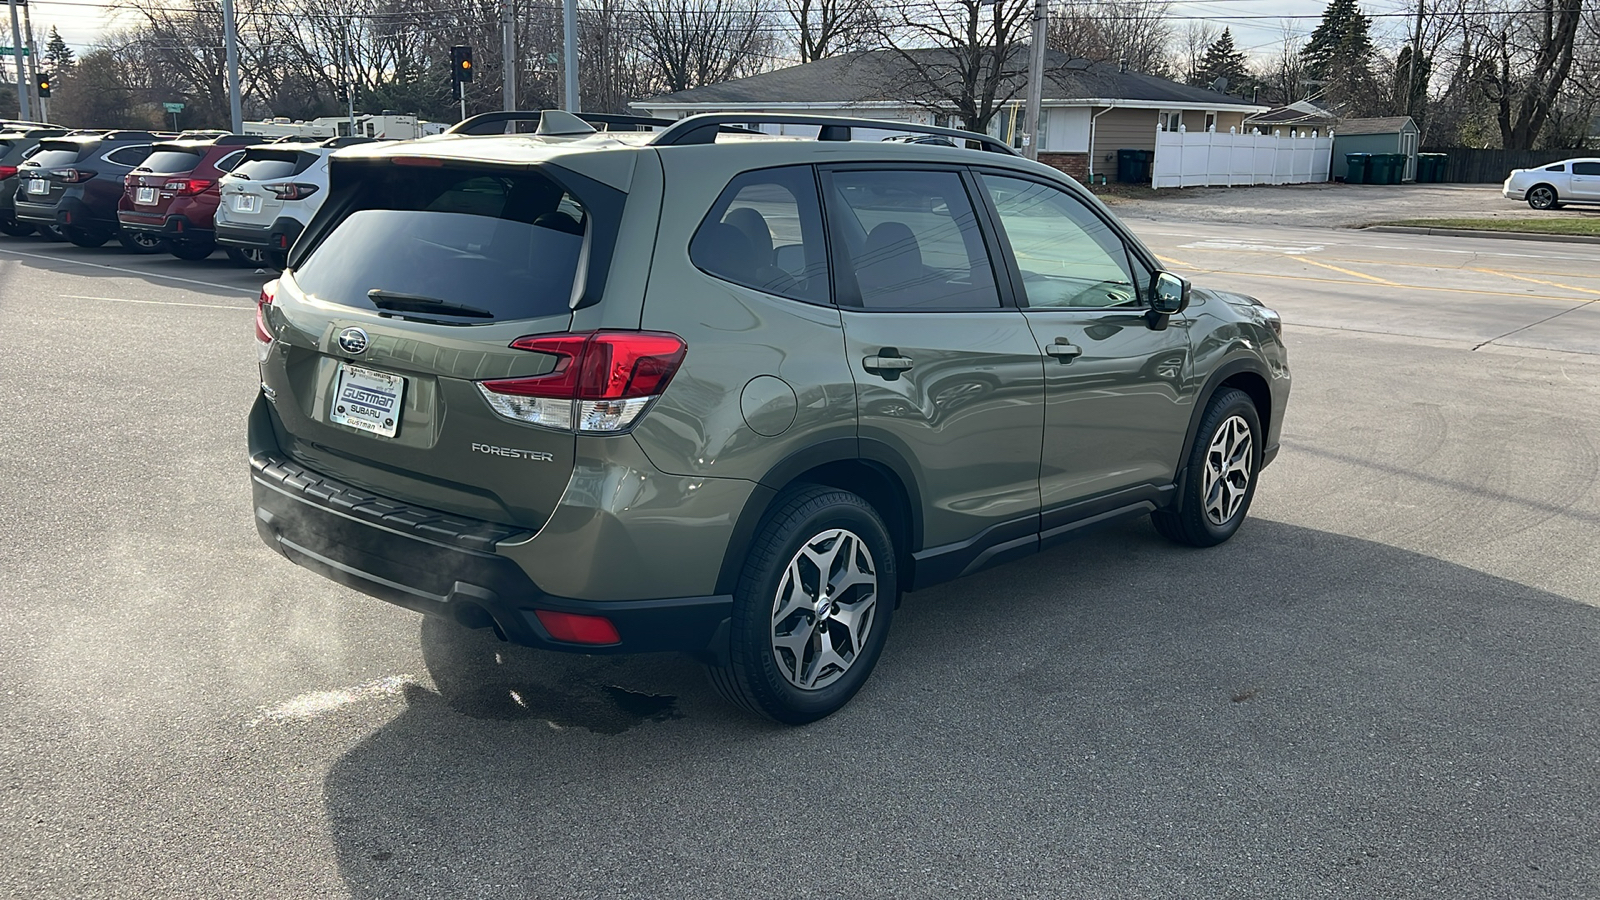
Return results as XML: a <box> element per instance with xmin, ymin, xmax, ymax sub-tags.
<box><xmin>165</xmin><ymin>178</ymin><xmax>215</xmax><ymax>196</ymax></box>
<box><xmin>60</xmin><ymin>168</ymin><xmax>95</xmax><ymax>183</ymax></box>
<box><xmin>533</xmin><ymin>609</ymin><xmax>620</xmax><ymax>645</ymax></box>
<box><xmin>265</xmin><ymin>182</ymin><xmax>319</xmax><ymax>201</ymax></box>
<box><xmin>0</xmin><ymin>165</ymin><xmax>16</xmax><ymax>179</ymax></box>
<box><xmin>478</xmin><ymin>331</ymin><xmax>687</xmax><ymax>433</ymax></box>
<box><xmin>255</xmin><ymin>280</ymin><xmax>277</xmax><ymax>359</ymax></box>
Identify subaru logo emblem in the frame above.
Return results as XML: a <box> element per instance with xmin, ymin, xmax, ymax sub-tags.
<box><xmin>337</xmin><ymin>327</ymin><xmax>369</xmax><ymax>355</ymax></box>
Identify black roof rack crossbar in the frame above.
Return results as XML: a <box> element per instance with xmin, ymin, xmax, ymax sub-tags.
<box><xmin>649</xmin><ymin>113</ymin><xmax>1019</xmax><ymax>156</ymax></box>
<box><xmin>447</xmin><ymin>110</ymin><xmax>679</xmax><ymax>135</ymax></box>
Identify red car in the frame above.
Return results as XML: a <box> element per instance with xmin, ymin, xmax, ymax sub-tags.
<box><xmin>118</xmin><ymin>134</ymin><xmax>256</xmax><ymax>260</ymax></box>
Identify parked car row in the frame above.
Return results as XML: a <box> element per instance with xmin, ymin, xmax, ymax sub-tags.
<box><xmin>0</xmin><ymin>125</ymin><xmax>372</xmax><ymax>265</ymax></box>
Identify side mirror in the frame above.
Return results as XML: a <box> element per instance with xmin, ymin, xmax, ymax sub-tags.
<box><xmin>1151</xmin><ymin>271</ymin><xmax>1190</xmax><ymax>316</ymax></box>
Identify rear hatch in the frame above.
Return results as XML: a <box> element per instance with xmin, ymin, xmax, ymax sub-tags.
<box><xmin>15</xmin><ymin>141</ymin><xmax>87</xmax><ymax>207</ymax></box>
<box><xmin>123</xmin><ymin>144</ymin><xmax>207</xmax><ymax>219</ymax></box>
<box><xmin>260</xmin><ymin>160</ymin><xmax>615</xmax><ymax>529</ymax></box>
<box><xmin>218</xmin><ymin>146</ymin><xmax>321</xmax><ymax>228</ymax></box>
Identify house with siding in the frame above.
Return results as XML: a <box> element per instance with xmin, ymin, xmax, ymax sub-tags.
<box><xmin>632</xmin><ymin>49</ymin><xmax>1267</xmax><ymax>182</ymax></box>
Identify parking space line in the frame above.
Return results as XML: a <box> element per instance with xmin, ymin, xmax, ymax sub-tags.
<box><xmin>0</xmin><ymin>246</ymin><xmax>256</xmax><ymax>294</ymax></box>
<box><xmin>64</xmin><ymin>294</ymin><xmax>250</xmax><ymax>311</ymax></box>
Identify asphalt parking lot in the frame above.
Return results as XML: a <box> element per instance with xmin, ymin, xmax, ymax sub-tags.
<box><xmin>1</xmin><ymin>225</ymin><xmax>1597</xmax><ymax>899</ymax></box>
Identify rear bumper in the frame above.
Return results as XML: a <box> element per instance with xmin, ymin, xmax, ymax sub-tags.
<box><xmin>216</xmin><ymin>217</ymin><xmax>302</xmax><ymax>252</ymax></box>
<box><xmin>247</xmin><ymin>395</ymin><xmax>734</xmax><ymax>657</ymax></box>
<box><xmin>119</xmin><ymin>211</ymin><xmax>212</xmax><ymax>240</ymax></box>
<box><xmin>16</xmin><ymin>195</ymin><xmax>99</xmax><ymax>229</ymax></box>
<box><xmin>1502</xmin><ymin>186</ymin><xmax>1526</xmax><ymax>200</ymax></box>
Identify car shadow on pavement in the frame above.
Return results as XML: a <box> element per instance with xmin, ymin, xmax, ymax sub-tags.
<box><xmin>0</xmin><ymin>234</ymin><xmax>269</xmax><ymax>299</ymax></box>
<box><xmin>322</xmin><ymin>518</ymin><xmax>1600</xmax><ymax>899</ymax></box>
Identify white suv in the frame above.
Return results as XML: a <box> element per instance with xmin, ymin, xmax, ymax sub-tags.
<box><xmin>215</xmin><ymin>137</ymin><xmax>382</xmax><ymax>267</ymax></box>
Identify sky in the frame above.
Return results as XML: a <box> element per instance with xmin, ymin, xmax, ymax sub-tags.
<box><xmin>21</xmin><ymin>0</ymin><xmax>1418</xmax><ymax>64</ymax></box>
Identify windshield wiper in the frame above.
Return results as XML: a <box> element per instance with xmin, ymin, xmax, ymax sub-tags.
<box><xmin>367</xmin><ymin>289</ymin><xmax>493</xmax><ymax>319</ymax></box>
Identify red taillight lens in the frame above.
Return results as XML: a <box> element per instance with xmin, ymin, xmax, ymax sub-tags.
<box><xmin>266</xmin><ymin>182</ymin><xmax>319</xmax><ymax>201</ymax></box>
<box><xmin>533</xmin><ymin>610</ymin><xmax>620</xmax><ymax>645</ymax></box>
<box><xmin>60</xmin><ymin>168</ymin><xmax>95</xmax><ymax>183</ymax></box>
<box><xmin>0</xmin><ymin>165</ymin><xmax>17</xmax><ymax>179</ymax></box>
<box><xmin>255</xmin><ymin>280</ymin><xmax>277</xmax><ymax>347</ymax></box>
<box><xmin>166</xmin><ymin>178</ymin><xmax>214</xmax><ymax>196</ymax></box>
<box><xmin>478</xmin><ymin>331</ymin><xmax>687</xmax><ymax>433</ymax></box>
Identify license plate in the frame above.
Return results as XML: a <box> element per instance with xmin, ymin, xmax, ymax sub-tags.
<box><xmin>135</xmin><ymin>187</ymin><xmax>157</xmax><ymax>205</ymax></box>
<box><xmin>330</xmin><ymin>362</ymin><xmax>404</xmax><ymax>438</ymax></box>
<box><xmin>27</xmin><ymin>179</ymin><xmax>48</xmax><ymax>195</ymax></box>
<box><xmin>232</xmin><ymin>194</ymin><xmax>258</xmax><ymax>213</ymax></box>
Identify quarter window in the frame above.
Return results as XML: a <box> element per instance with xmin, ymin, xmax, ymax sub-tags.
<box><xmin>826</xmin><ymin>169</ymin><xmax>1000</xmax><ymax>310</ymax></box>
<box><xmin>105</xmin><ymin>145</ymin><xmax>151</xmax><ymax>167</ymax></box>
<box><xmin>981</xmin><ymin>173</ymin><xmax>1142</xmax><ymax>309</ymax></box>
<box><xmin>690</xmin><ymin>165</ymin><xmax>829</xmax><ymax>304</ymax></box>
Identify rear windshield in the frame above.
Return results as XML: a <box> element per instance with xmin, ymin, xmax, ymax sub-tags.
<box><xmin>230</xmin><ymin>152</ymin><xmax>312</xmax><ymax>181</ymax></box>
<box><xmin>294</xmin><ymin>167</ymin><xmax>588</xmax><ymax>322</ymax></box>
<box><xmin>139</xmin><ymin>149</ymin><xmax>204</xmax><ymax>173</ymax></box>
<box><xmin>27</xmin><ymin>148</ymin><xmax>81</xmax><ymax>167</ymax></box>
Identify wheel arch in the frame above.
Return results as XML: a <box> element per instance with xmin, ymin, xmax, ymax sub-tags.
<box><xmin>1528</xmin><ymin>183</ymin><xmax>1559</xmax><ymax>206</ymax></box>
<box><xmin>715</xmin><ymin>439</ymin><xmax>922</xmax><ymax>598</ymax></box>
<box><xmin>1177</xmin><ymin>358</ymin><xmax>1274</xmax><ymax>483</ymax></box>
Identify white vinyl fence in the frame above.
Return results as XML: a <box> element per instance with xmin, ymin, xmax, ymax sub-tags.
<box><xmin>1151</xmin><ymin>128</ymin><xmax>1334</xmax><ymax>188</ymax></box>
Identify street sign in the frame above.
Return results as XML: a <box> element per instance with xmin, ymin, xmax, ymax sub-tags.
<box><xmin>163</xmin><ymin>102</ymin><xmax>185</xmax><ymax>113</ymax></box>
<box><xmin>0</xmin><ymin>47</ymin><xmax>30</xmax><ymax>56</ymax></box>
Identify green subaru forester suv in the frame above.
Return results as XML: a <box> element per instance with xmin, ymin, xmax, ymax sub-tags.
<box><xmin>249</xmin><ymin>111</ymin><xmax>1290</xmax><ymax>723</ymax></box>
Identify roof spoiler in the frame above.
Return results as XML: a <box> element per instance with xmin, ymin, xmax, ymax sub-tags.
<box><xmin>648</xmin><ymin>113</ymin><xmax>1019</xmax><ymax>156</ymax></box>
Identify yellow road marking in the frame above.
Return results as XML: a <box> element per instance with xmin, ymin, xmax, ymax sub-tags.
<box><xmin>1212</xmin><ymin>270</ymin><xmax>1592</xmax><ymax>303</ymax></box>
<box><xmin>1298</xmin><ymin>257</ymin><xmax>1397</xmax><ymax>285</ymax></box>
<box><xmin>1469</xmin><ymin>267</ymin><xmax>1600</xmax><ymax>297</ymax></box>
<box><xmin>1154</xmin><ymin>253</ymin><xmax>1200</xmax><ymax>271</ymax></box>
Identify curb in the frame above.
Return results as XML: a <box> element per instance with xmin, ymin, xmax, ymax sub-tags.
<box><xmin>1362</xmin><ymin>225</ymin><xmax>1600</xmax><ymax>245</ymax></box>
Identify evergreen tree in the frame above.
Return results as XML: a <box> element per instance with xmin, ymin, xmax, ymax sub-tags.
<box><xmin>44</xmin><ymin>26</ymin><xmax>73</xmax><ymax>77</ymax></box>
<box><xmin>1301</xmin><ymin>0</ymin><xmax>1379</xmax><ymax>114</ymax></box>
<box><xmin>1196</xmin><ymin>27</ymin><xmax>1249</xmax><ymax>93</ymax></box>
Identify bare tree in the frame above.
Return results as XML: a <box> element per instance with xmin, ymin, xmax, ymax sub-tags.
<box><xmin>876</xmin><ymin>0</ymin><xmax>1033</xmax><ymax>131</ymax></box>
<box><xmin>636</xmin><ymin>0</ymin><xmax>779</xmax><ymax>94</ymax></box>
<box><xmin>788</xmin><ymin>0</ymin><xmax>879</xmax><ymax>63</ymax></box>
<box><xmin>1047</xmin><ymin>0</ymin><xmax>1172</xmax><ymax>77</ymax></box>
<box><xmin>1176</xmin><ymin>21</ymin><xmax>1220</xmax><ymax>87</ymax></box>
<box><xmin>1470</xmin><ymin>0</ymin><xmax>1586</xmax><ymax>148</ymax></box>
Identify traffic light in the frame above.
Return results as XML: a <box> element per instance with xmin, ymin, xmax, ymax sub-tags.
<box><xmin>450</xmin><ymin>46</ymin><xmax>473</xmax><ymax>83</ymax></box>
<box><xmin>35</xmin><ymin>73</ymin><xmax>49</xmax><ymax>98</ymax></box>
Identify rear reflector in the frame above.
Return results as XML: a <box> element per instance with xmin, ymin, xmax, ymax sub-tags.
<box><xmin>533</xmin><ymin>610</ymin><xmax>621</xmax><ymax>645</ymax></box>
<box><xmin>255</xmin><ymin>280</ymin><xmax>277</xmax><ymax>353</ymax></box>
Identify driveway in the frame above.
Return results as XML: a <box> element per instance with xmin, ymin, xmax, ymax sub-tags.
<box><xmin>1098</xmin><ymin>182</ymin><xmax>1599</xmax><ymax>228</ymax></box>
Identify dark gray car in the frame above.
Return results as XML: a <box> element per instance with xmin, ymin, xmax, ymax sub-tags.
<box><xmin>249</xmin><ymin>112</ymin><xmax>1290</xmax><ymax>723</ymax></box>
<box><xmin>14</xmin><ymin>131</ymin><xmax>162</xmax><ymax>251</ymax></box>
<box><xmin>0</xmin><ymin>126</ymin><xmax>68</xmax><ymax>237</ymax></box>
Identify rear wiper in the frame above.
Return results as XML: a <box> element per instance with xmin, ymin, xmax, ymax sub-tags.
<box><xmin>367</xmin><ymin>289</ymin><xmax>492</xmax><ymax>318</ymax></box>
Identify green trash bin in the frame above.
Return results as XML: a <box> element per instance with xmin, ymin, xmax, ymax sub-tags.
<box><xmin>1373</xmin><ymin>153</ymin><xmax>1399</xmax><ymax>185</ymax></box>
<box><xmin>1345</xmin><ymin>152</ymin><xmax>1371</xmax><ymax>185</ymax></box>
<box><xmin>1419</xmin><ymin>153</ymin><xmax>1447</xmax><ymax>183</ymax></box>
<box><xmin>1117</xmin><ymin>148</ymin><xmax>1149</xmax><ymax>183</ymax></box>
<box><xmin>1391</xmin><ymin>153</ymin><xmax>1409</xmax><ymax>184</ymax></box>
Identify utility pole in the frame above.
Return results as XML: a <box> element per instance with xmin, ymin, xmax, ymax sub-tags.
<box><xmin>1022</xmin><ymin>0</ymin><xmax>1047</xmax><ymax>160</ymax></box>
<box><xmin>562</xmin><ymin>0</ymin><xmax>577</xmax><ymax>111</ymax></box>
<box><xmin>222</xmin><ymin>0</ymin><xmax>243</xmax><ymax>132</ymax></box>
<box><xmin>501</xmin><ymin>0</ymin><xmax>515</xmax><ymax>112</ymax></box>
<box><xmin>7</xmin><ymin>0</ymin><xmax>28</xmax><ymax>120</ymax></box>
<box><xmin>1404</xmin><ymin>0</ymin><xmax>1425</xmax><ymax>118</ymax></box>
<box><xmin>21</xmin><ymin>0</ymin><xmax>38</xmax><ymax>121</ymax></box>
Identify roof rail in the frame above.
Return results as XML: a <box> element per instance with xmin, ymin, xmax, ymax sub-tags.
<box><xmin>648</xmin><ymin>113</ymin><xmax>1019</xmax><ymax>156</ymax></box>
<box><xmin>447</xmin><ymin>110</ymin><xmax>680</xmax><ymax>136</ymax></box>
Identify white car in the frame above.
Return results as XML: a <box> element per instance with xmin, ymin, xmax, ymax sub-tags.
<box><xmin>1502</xmin><ymin>157</ymin><xmax>1600</xmax><ymax>210</ymax></box>
<box><xmin>214</xmin><ymin>137</ymin><xmax>382</xmax><ymax>267</ymax></box>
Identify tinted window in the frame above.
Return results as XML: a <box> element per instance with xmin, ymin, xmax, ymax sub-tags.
<box><xmin>214</xmin><ymin>150</ymin><xmax>244</xmax><ymax>172</ymax></box>
<box><xmin>140</xmin><ymin>150</ymin><xmax>203</xmax><ymax>173</ymax></box>
<box><xmin>1573</xmin><ymin>162</ymin><xmax>1600</xmax><ymax>176</ymax></box>
<box><xmin>27</xmin><ymin>148</ymin><xmax>80</xmax><ymax>167</ymax></box>
<box><xmin>293</xmin><ymin>168</ymin><xmax>587</xmax><ymax>322</ymax></box>
<box><xmin>230</xmin><ymin>155</ymin><xmax>303</xmax><ymax>181</ymax></box>
<box><xmin>106</xmin><ymin>146</ymin><xmax>151</xmax><ymax>166</ymax></box>
<box><xmin>981</xmin><ymin>174</ymin><xmax>1140</xmax><ymax>309</ymax></box>
<box><xmin>828</xmin><ymin>169</ymin><xmax>1000</xmax><ymax>310</ymax></box>
<box><xmin>1545</xmin><ymin>164</ymin><xmax>1566</xmax><ymax>172</ymax></box>
<box><xmin>690</xmin><ymin>165</ymin><xmax>828</xmax><ymax>304</ymax></box>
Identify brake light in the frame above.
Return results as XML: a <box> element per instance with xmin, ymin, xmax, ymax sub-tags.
<box><xmin>533</xmin><ymin>610</ymin><xmax>620</xmax><ymax>645</ymax></box>
<box><xmin>0</xmin><ymin>165</ymin><xmax>16</xmax><ymax>179</ymax></box>
<box><xmin>265</xmin><ymin>182</ymin><xmax>319</xmax><ymax>201</ymax></box>
<box><xmin>478</xmin><ymin>331</ymin><xmax>687</xmax><ymax>433</ymax></box>
<box><xmin>60</xmin><ymin>168</ymin><xmax>95</xmax><ymax>183</ymax></box>
<box><xmin>255</xmin><ymin>280</ymin><xmax>277</xmax><ymax>357</ymax></box>
<box><xmin>165</xmin><ymin>178</ymin><xmax>215</xmax><ymax>196</ymax></box>
<box><xmin>391</xmin><ymin>156</ymin><xmax>445</xmax><ymax>167</ymax></box>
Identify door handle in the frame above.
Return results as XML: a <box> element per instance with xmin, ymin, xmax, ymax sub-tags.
<box><xmin>1045</xmin><ymin>340</ymin><xmax>1083</xmax><ymax>362</ymax></box>
<box><xmin>863</xmin><ymin>348</ymin><xmax>915</xmax><ymax>380</ymax></box>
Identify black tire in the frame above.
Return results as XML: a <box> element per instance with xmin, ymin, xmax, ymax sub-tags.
<box><xmin>708</xmin><ymin>485</ymin><xmax>897</xmax><ymax>724</ymax></box>
<box><xmin>266</xmin><ymin>249</ymin><xmax>289</xmax><ymax>271</ymax></box>
<box><xmin>168</xmin><ymin>240</ymin><xmax>215</xmax><ymax>261</ymax></box>
<box><xmin>118</xmin><ymin>230</ymin><xmax>166</xmax><ymax>254</ymax></box>
<box><xmin>35</xmin><ymin>224</ymin><xmax>66</xmax><ymax>242</ymax></box>
<box><xmin>1152</xmin><ymin>387</ymin><xmax>1263</xmax><ymax>548</ymax></box>
<box><xmin>63</xmin><ymin>227</ymin><xmax>111</xmax><ymax>248</ymax></box>
<box><xmin>225</xmin><ymin>245</ymin><xmax>269</xmax><ymax>267</ymax></box>
<box><xmin>1527</xmin><ymin>185</ymin><xmax>1558</xmax><ymax>210</ymax></box>
<box><xmin>0</xmin><ymin>218</ymin><xmax>33</xmax><ymax>237</ymax></box>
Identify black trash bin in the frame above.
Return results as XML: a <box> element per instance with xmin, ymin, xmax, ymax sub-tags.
<box><xmin>1345</xmin><ymin>152</ymin><xmax>1371</xmax><ymax>185</ymax></box>
<box><xmin>1117</xmin><ymin>148</ymin><xmax>1142</xmax><ymax>183</ymax></box>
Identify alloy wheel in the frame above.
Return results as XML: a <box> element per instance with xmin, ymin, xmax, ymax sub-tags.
<box><xmin>1202</xmin><ymin>415</ymin><xmax>1253</xmax><ymax>526</ymax></box>
<box><xmin>770</xmin><ymin>528</ymin><xmax>878</xmax><ymax>691</ymax></box>
<box><xmin>1530</xmin><ymin>187</ymin><xmax>1555</xmax><ymax>210</ymax></box>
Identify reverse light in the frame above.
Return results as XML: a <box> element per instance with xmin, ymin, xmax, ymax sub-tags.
<box><xmin>265</xmin><ymin>182</ymin><xmax>319</xmax><ymax>201</ymax></box>
<box><xmin>533</xmin><ymin>609</ymin><xmax>620</xmax><ymax>645</ymax></box>
<box><xmin>255</xmin><ymin>280</ymin><xmax>277</xmax><ymax>360</ymax></box>
<box><xmin>477</xmin><ymin>331</ymin><xmax>687</xmax><ymax>434</ymax></box>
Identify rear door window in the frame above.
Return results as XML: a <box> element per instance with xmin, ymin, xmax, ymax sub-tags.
<box><xmin>690</xmin><ymin>165</ymin><xmax>829</xmax><ymax>304</ymax></box>
<box><xmin>1573</xmin><ymin>162</ymin><xmax>1600</xmax><ymax>176</ymax></box>
<box><xmin>139</xmin><ymin>150</ymin><xmax>203</xmax><ymax>173</ymax></box>
<box><xmin>105</xmin><ymin>146</ymin><xmax>152</xmax><ymax>166</ymax></box>
<box><xmin>292</xmin><ymin>167</ymin><xmax>590</xmax><ymax>322</ymax></box>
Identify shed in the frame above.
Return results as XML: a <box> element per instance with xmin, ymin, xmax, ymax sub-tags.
<box><xmin>1332</xmin><ymin>116</ymin><xmax>1420</xmax><ymax>182</ymax></box>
